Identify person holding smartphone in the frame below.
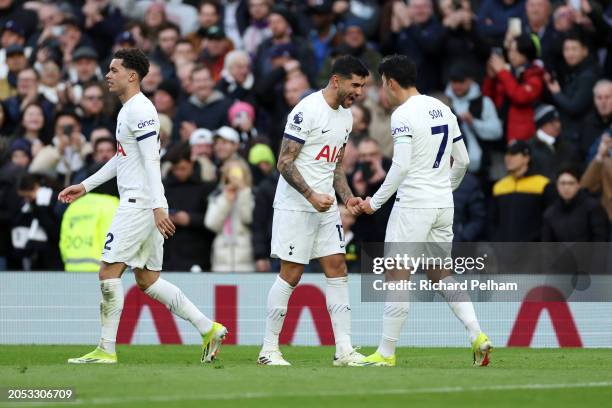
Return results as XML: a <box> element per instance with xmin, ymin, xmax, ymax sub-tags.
<box><xmin>29</xmin><ymin>111</ymin><xmax>91</xmax><ymax>186</ymax></box>
<box><xmin>204</xmin><ymin>158</ymin><xmax>255</xmax><ymax>272</ymax></box>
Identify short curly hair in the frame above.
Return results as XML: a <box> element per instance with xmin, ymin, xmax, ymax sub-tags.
<box><xmin>113</xmin><ymin>48</ymin><xmax>149</xmax><ymax>81</ymax></box>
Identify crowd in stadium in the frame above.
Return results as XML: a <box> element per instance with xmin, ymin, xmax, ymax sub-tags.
<box><xmin>0</xmin><ymin>0</ymin><xmax>610</xmax><ymax>273</ymax></box>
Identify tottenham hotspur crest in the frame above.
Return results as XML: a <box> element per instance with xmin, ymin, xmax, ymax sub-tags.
<box><xmin>293</xmin><ymin>112</ymin><xmax>303</xmax><ymax>125</ymax></box>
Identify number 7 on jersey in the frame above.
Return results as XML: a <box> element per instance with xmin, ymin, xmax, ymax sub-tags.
<box><xmin>431</xmin><ymin>124</ymin><xmax>449</xmax><ymax>169</ymax></box>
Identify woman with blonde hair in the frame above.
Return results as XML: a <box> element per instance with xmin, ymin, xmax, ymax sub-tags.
<box><xmin>204</xmin><ymin>158</ymin><xmax>255</xmax><ymax>272</ymax></box>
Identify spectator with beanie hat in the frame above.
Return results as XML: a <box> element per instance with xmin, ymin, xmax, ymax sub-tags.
<box><xmin>228</xmin><ymin>100</ymin><xmax>257</xmax><ymax>145</ymax></box>
<box><xmin>529</xmin><ymin>104</ymin><xmax>581</xmax><ymax>178</ymax></box>
<box><xmin>248</xmin><ymin>143</ymin><xmax>274</xmax><ymax>186</ymax></box>
<box><xmin>483</xmin><ymin>33</ymin><xmax>545</xmax><ymax>142</ymax></box>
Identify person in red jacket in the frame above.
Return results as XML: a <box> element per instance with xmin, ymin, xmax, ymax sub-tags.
<box><xmin>482</xmin><ymin>33</ymin><xmax>545</xmax><ymax>142</ymax></box>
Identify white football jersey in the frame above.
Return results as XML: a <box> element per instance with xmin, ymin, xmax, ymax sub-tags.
<box><xmin>392</xmin><ymin>94</ymin><xmax>462</xmax><ymax>208</ymax></box>
<box><xmin>273</xmin><ymin>91</ymin><xmax>353</xmax><ymax>212</ymax></box>
<box><xmin>112</xmin><ymin>92</ymin><xmax>167</xmax><ymax>209</ymax></box>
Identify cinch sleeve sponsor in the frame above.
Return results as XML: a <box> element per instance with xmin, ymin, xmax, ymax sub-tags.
<box><xmin>390</xmin><ymin>112</ymin><xmax>412</xmax><ymax>144</ymax></box>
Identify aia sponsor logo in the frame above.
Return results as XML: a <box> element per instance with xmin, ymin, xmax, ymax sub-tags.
<box><xmin>117</xmin><ymin>141</ymin><xmax>126</xmax><ymax>156</ymax></box>
<box><xmin>315</xmin><ymin>145</ymin><xmax>341</xmax><ymax>162</ymax></box>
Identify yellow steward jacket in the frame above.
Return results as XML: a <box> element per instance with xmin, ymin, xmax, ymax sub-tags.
<box><xmin>60</xmin><ymin>193</ymin><xmax>118</xmax><ymax>272</ymax></box>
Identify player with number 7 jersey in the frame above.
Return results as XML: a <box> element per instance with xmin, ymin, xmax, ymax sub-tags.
<box><xmin>356</xmin><ymin>55</ymin><xmax>492</xmax><ymax>368</ymax></box>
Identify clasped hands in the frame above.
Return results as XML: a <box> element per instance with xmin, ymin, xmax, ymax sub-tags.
<box><xmin>346</xmin><ymin>196</ymin><xmax>376</xmax><ymax>216</ymax></box>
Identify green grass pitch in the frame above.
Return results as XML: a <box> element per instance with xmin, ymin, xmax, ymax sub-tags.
<box><xmin>1</xmin><ymin>346</ymin><xmax>612</xmax><ymax>408</ymax></box>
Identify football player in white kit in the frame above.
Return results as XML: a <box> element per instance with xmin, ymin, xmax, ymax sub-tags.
<box><xmin>356</xmin><ymin>55</ymin><xmax>492</xmax><ymax>367</ymax></box>
<box><xmin>59</xmin><ymin>49</ymin><xmax>227</xmax><ymax>364</ymax></box>
<box><xmin>257</xmin><ymin>56</ymin><xmax>368</xmax><ymax>366</ymax></box>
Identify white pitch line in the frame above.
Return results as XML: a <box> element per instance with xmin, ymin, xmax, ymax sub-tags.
<box><xmin>1</xmin><ymin>381</ymin><xmax>612</xmax><ymax>407</ymax></box>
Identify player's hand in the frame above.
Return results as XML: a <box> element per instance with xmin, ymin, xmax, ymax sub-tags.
<box><xmin>360</xmin><ymin>197</ymin><xmax>375</xmax><ymax>215</ymax></box>
<box><xmin>346</xmin><ymin>196</ymin><xmax>364</xmax><ymax>216</ymax></box>
<box><xmin>154</xmin><ymin>208</ymin><xmax>176</xmax><ymax>239</ymax></box>
<box><xmin>308</xmin><ymin>192</ymin><xmax>335</xmax><ymax>212</ymax></box>
<box><xmin>58</xmin><ymin>183</ymin><xmax>86</xmax><ymax>204</ymax></box>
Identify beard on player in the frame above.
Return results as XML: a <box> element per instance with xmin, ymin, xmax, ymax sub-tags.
<box><xmin>338</xmin><ymin>87</ymin><xmax>357</xmax><ymax>109</ymax></box>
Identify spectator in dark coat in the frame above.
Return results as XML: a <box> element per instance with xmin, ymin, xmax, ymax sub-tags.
<box><xmin>350</xmin><ymin>138</ymin><xmax>393</xmax><ymax>243</ymax></box>
<box><xmin>438</xmin><ymin>0</ymin><xmax>491</xmax><ymax>83</ymax></box>
<box><xmin>78</xmin><ymin>0</ymin><xmax>124</xmax><ymax>61</ymax></box>
<box><xmin>544</xmin><ymin>32</ymin><xmax>599</xmax><ymax>143</ymax></box>
<box><xmin>522</xmin><ymin>0</ymin><xmax>562</xmax><ymax>73</ymax></box>
<box><xmin>72</xmin><ymin>137</ymin><xmax>118</xmax><ymax>197</ymax></box>
<box><xmin>0</xmin><ymin>138</ymin><xmax>30</xmax><ymax>270</ymax></box>
<box><xmin>578</xmin><ymin>79</ymin><xmax>611</xmax><ymax>162</ymax></box>
<box><xmin>317</xmin><ymin>20</ymin><xmax>382</xmax><ymax>87</ymax></box>
<box><xmin>542</xmin><ymin>167</ymin><xmax>609</xmax><ymax>242</ymax></box>
<box><xmin>254</xmin><ymin>68</ymin><xmax>312</xmax><ymax>154</ymax></box>
<box><xmin>453</xmin><ymin>173</ymin><xmax>487</xmax><ymax>242</ymax></box>
<box><xmin>483</xmin><ymin>33</ymin><xmax>545</xmax><ymax>142</ymax></box>
<box><xmin>529</xmin><ymin>104</ymin><xmax>581</xmax><ymax>178</ymax></box>
<box><xmin>174</xmin><ymin>65</ymin><xmax>232</xmax><ymax>142</ymax></box>
<box><xmin>384</xmin><ymin>0</ymin><xmax>444</xmax><ymax>93</ymax></box>
<box><xmin>477</xmin><ymin>0</ymin><xmax>525</xmax><ymax>47</ymax></box>
<box><xmin>78</xmin><ymin>83</ymin><xmax>115</xmax><ymax>140</ymax></box>
<box><xmin>252</xmin><ymin>170</ymin><xmax>279</xmax><ymax>272</ymax></box>
<box><xmin>163</xmin><ymin>144</ymin><xmax>216</xmax><ymax>271</ymax></box>
<box><xmin>306</xmin><ymin>1</ymin><xmax>342</xmax><ymax>74</ymax></box>
<box><xmin>216</xmin><ymin>49</ymin><xmax>255</xmax><ymax>104</ymax></box>
<box><xmin>0</xmin><ymin>0</ymin><xmax>38</xmax><ymax>41</ymax></box>
<box><xmin>253</xmin><ymin>5</ymin><xmax>317</xmax><ymax>85</ymax></box>
<box><xmin>2</xmin><ymin>68</ymin><xmax>55</xmax><ymax>137</ymax></box>
<box><xmin>12</xmin><ymin>173</ymin><xmax>63</xmax><ymax>270</ymax></box>
<box><xmin>490</xmin><ymin>141</ymin><xmax>556</xmax><ymax>241</ymax></box>
<box><xmin>150</xmin><ymin>22</ymin><xmax>180</xmax><ymax>80</ymax></box>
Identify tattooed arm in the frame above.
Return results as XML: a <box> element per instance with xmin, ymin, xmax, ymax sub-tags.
<box><xmin>334</xmin><ymin>145</ymin><xmax>363</xmax><ymax>215</ymax></box>
<box><xmin>333</xmin><ymin>145</ymin><xmax>354</xmax><ymax>204</ymax></box>
<box><xmin>277</xmin><ymin>137</ymin><xmax>334</xmax><ymax>212</ymax></box>
<box><xmin>277</xmin><ymin>137</ymin><xmax>313</xmax><ymax>198</ymax></box>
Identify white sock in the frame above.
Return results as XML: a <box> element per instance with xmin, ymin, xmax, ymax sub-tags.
<box><xmin>438</xmin><ymin>276</ymin><xmax>481</xmax><ymax>342</ymax></box>
<box><xmin>326</xmin><ymin>276</ymin><xmax>353</xmax><ymax>357</ymax></box>
<box><xmin>98</xmin><ymin>278</ymin><xmax>124</xmax><ymax>354</ymax></box>
<box><xmin>144</xmin><ymin>278</ymin><xmax>213</xmax><ymax>335</ymax></box>
<box><xmin>377</xmin><ymin>301</ymin><xmax>410</xmax><ymax>358</ymax></box>
<box><xmin>262</xmin><ymin>275</ymin><xmax>294</xmax><ymax>352</ymax></box>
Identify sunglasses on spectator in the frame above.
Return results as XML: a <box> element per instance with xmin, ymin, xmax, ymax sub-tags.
<box><xmin>84</xmin><ymin>95</ymin><xmax>103</xmax><ymax>101</ymax></box>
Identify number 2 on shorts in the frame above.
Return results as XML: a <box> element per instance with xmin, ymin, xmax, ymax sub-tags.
<box><xmin>104</xmin><ymin>233</ymin><xmax>114</xmax><ymax>250</ymax></box>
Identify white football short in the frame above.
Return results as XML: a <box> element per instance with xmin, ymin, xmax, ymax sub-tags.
<box><xmin>101</xmin><ymin>206</ymin><xmax>164</xmax><ymax>271</ymax></box>
<box><xmin>271</xmin><ymin>208</ymin><xmax>345</xmax><ymax>264</ymax></box>
<box><xmin>384</xmin><ymin>207</ymin><xmax>454</xmax><ymax>260</ymax></box>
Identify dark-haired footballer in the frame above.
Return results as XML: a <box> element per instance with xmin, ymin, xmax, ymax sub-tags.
<box><xmin>59</xmin><ymin>49</ymin><xmax>227</xmax><ymax>364</ymax></box>
<box><xmin>258</xmin><ymin>55</ymin><xmax>369</xmax><ymax>366</ymax></box>
<box><xmin>356</xmin><ymin>55</ymin><xmax>490</xmax><ymax>367</ymax></box>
